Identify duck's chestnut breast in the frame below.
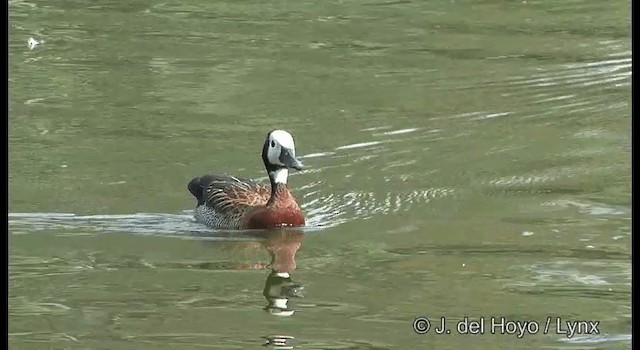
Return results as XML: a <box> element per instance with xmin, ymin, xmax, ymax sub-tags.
<box><xmin>242</xmin><ymin>206</ymin><xmax>305</xmax><ymax>230</ymax></box>
<box><xmin>242</xmin><ymin>185</ymin><xmax>305</xmax><ymax>229</ymax></box>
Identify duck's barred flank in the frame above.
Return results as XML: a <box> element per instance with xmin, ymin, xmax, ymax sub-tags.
<box><xmin>194</xmin><ymin>204</ymin><xmax>244</xmax><ymax>229</ymax></box>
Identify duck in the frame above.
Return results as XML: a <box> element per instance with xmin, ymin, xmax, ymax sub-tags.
<box><xmin>187</xmin><ymin>130</ymin><xmax>306</xmax><ymax>230</ymax></box>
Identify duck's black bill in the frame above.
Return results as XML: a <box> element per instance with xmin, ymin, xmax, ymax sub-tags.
<box><xmin>279</xmin><ymin>148</ymin><xmax>305</xmax><ymax>170</ymax></box>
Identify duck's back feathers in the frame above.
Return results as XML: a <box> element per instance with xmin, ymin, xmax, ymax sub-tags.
<box><xmin>188</xmin><ymin>174</ymin><xmax>272</xmax><ymax>228</ymax></box>
<box><xmin>189</xmin><ymin>174</ymin><xmax>270</xmax><ymax>207</ymax></box>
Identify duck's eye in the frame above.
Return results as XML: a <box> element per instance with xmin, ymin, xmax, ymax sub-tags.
<box><xmin>271</xmin><ymin>141</ymin><xmax>275</xmax><ymax>147</ymax></box>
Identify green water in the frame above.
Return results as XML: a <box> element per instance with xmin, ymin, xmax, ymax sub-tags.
<box><xmin>9</xmin><ymin>0</ymin><xmax>630</xmax><ymax>349</ymax></box>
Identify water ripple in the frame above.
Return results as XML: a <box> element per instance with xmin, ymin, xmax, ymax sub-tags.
<box><xmin>302</xmin><ymin>188</ymin><xmax>454</xmax><ymax>228</ymax></box>
<box><xmin>8</xmin><ymin>212</ymin><xmax>209</xmax><ymax>236</ymax></box>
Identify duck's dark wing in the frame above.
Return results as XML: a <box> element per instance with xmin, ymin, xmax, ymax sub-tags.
<box><xmin>188</xmin><ymin>174</ymin><xmax>270</xmax><ymax>211</ymax></box>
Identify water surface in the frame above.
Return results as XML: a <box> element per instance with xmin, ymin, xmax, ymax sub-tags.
<box><xmin>9</xmin><ymin>0</ymin><xmax>631</xmax><ymax>349</ymax></box>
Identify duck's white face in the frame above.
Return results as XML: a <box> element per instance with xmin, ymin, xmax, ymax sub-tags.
<box><xmin>267</xmin><ymin>130</ymin><xmax>296</xmax><ymax>164</ymax></box>
<box><xmin>264</xmin><ymin>130</ymin><xmax>304</xmax><ymax>184</ymax></box>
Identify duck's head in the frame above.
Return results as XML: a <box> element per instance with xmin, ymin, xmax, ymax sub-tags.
<box><xmin>262</xmin><ymin>130</ymin><xmax>304</xmax><ymax>184</ymax></box>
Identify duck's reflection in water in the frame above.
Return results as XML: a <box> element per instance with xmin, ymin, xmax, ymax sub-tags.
<box><xmin>263</xmin><ymin>334</ymin><xmax>294</xmax><ymax>349</ymax></box>
<box><xmin>255</xmin><ymin>230</ymin><xmax>303</xmax><ymax>349</ymax></box>
<box><xmin>261</xmin><ymin>230</ymin><xmax>304</xmax><ymax>317</ymax></box>
<box><xmin>202</xmin><ymin>230</ymin><xmax>303</xmax><ymax>348</ymax></box>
